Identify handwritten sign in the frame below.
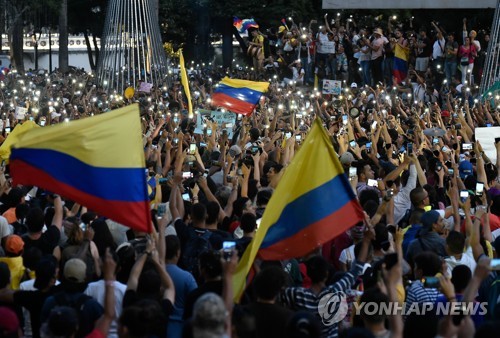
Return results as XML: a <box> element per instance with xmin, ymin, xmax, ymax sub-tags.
<box><xmin>475</xmin><ymin>127</ymin><xmax>500</xmax><ymax>163</ymax></box>
<box><xmin>322</xmin><ymin>41</ymin><xmax>336</xmax><ymax>54</ymax></box>
<box><xmin>15</xmin><ymin>107</ymin><xmax>28</xmax><ymax>120</ymax></box>
<box><xmin>138</xmin><ymin>82</ymin><xmax>153</xmax><ymax>93</ymax></box>
<box><xmin>323</xmin><ymin>80</ymin><xmax>342</xmax><ymax>95</ymax></box>
<box><xmin>194</xmin><ymin>109</ymin><xmax>237</xmax><ymax>138</ymax></box>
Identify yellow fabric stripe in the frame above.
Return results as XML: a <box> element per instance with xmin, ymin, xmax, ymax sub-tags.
<box><xmin>233</xmin><ymin>118</ymin><xmax>343</xmax><ymax>301</ymax></box>
<box><xmin>179</xmin><ymin>49</ymin><xmax>193</xmax><ymax>115</ymax></box>
<box><xmin>220</xmin><ymin>77</ymin><xmax>270</xmax><ymax>92</ymax></box>
<box><xmin>0</xmin><ymin>120</ymin><xmax>39</xmax><ymax>162</ymax></box>
<box><xmin>11</xmin><ymin>105</ymin><xmax>145</xmax><ymax>168</ymax></box>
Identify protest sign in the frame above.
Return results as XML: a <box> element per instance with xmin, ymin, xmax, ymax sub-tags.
<box><xmin>15</xmin><ymin>107</ymin><xmax>28</xmax><ymax>120</ymax></box>
<box><xmin>138</xmin><ymin>82</ymin><xmax>153</xmax><ymax>93</ymax></box>
<box><xmin>194</xmin><ymin>109</ymin><xmax>237</xmax><ymax>138</ymax></box>
<box><xmin>323</xmin><ymin>80</ymin><xmax>342</xmax><ymax>95</ymax></box>
<box><xmin>322</xmin><ymin>41</ymin><xmax>336</xmax><ymax>54</ymax></box>
<box><xmin>475</xmin><ymin>127</ymin><xmax>500</xmax><ymax>163</ymax></box>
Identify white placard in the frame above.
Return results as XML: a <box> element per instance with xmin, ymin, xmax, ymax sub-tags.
<box><xmin>322</xmin><ymin>41</ymin><xmax>336</xmax><ymax>54</ymax></box>
<box><xmin>323</xmin><ymin>80</ymin><xmax>342</xmax><ymax>95</ymax></box>
<box><xmin>15</xmin><ymin>107</ymin><xmax>28</xmax><ymax>120</ymax></box>
<box><xmin>194</xmin><ymin>109</ymin><xmax>237</xmax><ymax>138</ymax></box>
<box><xmin>475</xmin><ymin>127</ymin><xmax>500</xmax><ymax>164</ymax></box>
<box><xmin>138</xmin><ymin>82</ymin><xmax>153</xmax><ymax>93</ymax></box>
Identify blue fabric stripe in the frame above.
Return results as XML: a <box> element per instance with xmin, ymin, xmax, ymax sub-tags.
<box><xmin>260</xmin><ymin>174</ymin><xmax>356</xmax><ymax>249</ymax></box>
<box><xmin>10</xmin><ymin>148</ymin><xmax>147</xmax><ymax>202</ymax></box>
<box><xmin>214</xmin><ymin>84</ymin><xmax>262</xmax><ymax>105</ymax></box>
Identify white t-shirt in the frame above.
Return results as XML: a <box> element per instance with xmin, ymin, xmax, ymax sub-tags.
<box><xmin>433</xmin><ymin>37</ymin><xmax>446</xmax><ymax>59</ymax></box>
<box><xmin>85</xmin><ymin>280</ymin><xmax>127</xmax><ymax>338</ymax></box>
<box><xmin>316</xmin><ymin>32</ymin><xmax>330</xmax><ymax>54</ymax></box>
<box><xmin>445</xmin><ymin>246</ymin><xmax>477</xmax><ymax>277</ymax></box>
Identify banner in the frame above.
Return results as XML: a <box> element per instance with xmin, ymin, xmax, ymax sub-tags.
<box><xmin>138</xmin><ymin>82</ymin><xmax>153</xmax><ymax>93</ymax></box>
<box><xmin>323</xmin><ymin>80</ymin><xmax>342</xmax><ymax>95</ymax></box>
<box><xmin>475</xmin><ymin>127</ymin><xmax>500</xmax><ymax>163</ymax></box>
<box><xmin>194</xmin><ymin>109</ymin><xmax>237</xmax><ymax>138</ymax></box>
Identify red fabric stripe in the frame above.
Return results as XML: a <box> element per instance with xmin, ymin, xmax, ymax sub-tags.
<box><xmin>211</xmin><ymin>93</ymin><xmax>256</xmax><ymax>115</ymax></box>
<box><xmin>258</xmin><ymin>200</ymin><xmax>364</xmax><ymax>261</ymax></box>
<box><xmin>11</xmin><ymin>160</ymin><xmax>152</xmax><ymax>233</ymax></box>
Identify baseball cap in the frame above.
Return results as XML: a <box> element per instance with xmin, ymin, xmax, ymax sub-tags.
<box><xmin>441</xmin><ymin>110</ymin><xmax>450</xmax><ymax>117</ymax></box>
<box><xmin>459</xmin><ymin>160</ymin><xmax>473</xmax><ymax>179</ymax></box>
<box><xmin>5</xmin><ymin>235</ymin><xmax>24</xmax><ymax>255</ymax></box>
<box><xmin>421</xmin><ymin>210</ymin><xmax>440</xmax><ymax>230</ymax></box>
<box><xmin>340</xmin><ymin>152</ymin><xmax>355</xmax><ymax>166</ymax></box>
<box><xmin>63</xmin><ymin>258</ymin><xmax>87</xmax><ymax>284</ymax></box>
<box><xmin>278</xmin><ymin>26</ymin><xmax>287</xmax><ymax>33</ymax></box>
<box><xmin>350</xmin><ymin>82</ymin><xmax>358</xmax><ymax>88</ymax></box>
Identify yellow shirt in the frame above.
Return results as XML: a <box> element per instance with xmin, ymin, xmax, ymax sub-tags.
<box><xmin>0</xmin><ymin>256</ymin><xmax>26</xmax><ymax>290</ymax></box>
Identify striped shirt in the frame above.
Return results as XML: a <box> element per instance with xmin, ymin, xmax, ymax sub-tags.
<box><xmin>405</xmin><ymin>280</ymin><xmax>441</xmax><ymax>314</ymax></box>
<box><xmin>280</xmin><ymin>261</ymin><xmax>364</xmax><ymax>338</ymax></box>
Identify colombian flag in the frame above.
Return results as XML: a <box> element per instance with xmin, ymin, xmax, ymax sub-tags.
<box><xmin>393</xmin><ymin>43</ymin><xmax>410</xmax><ymax>84</ymax></box>
<box><xmin>232</xmin><ymin>118</ymin><xmax>364</xmax><ymax>301</ymax></box>
<box><xmin>211</xmin><ymin>77</ymin><xmax>269</xmax><ymax>115</ymax></box>
<box><xmin>9</xmin><ymin>105</ymin><xmax>152</xmax><ymax>233</ymax></box>
<box><xmin>233</xmin><ymin>17</ymin><xmax>259</xmax><ymax>33</ymax></box>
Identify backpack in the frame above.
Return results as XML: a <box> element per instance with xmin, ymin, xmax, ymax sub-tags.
<box><xmin>61</xmin><ymin>242</ymin><xmax>96</xmax><ymax>281</ymax></box>
<box><xmin>487</xmin><ymin>272</ymin><xmax>500</xmax><ymax>320</ymax></box>
<box><xmin>398</xmin><ymin>208</ymin><xmax>412</xmax><ymax>229</ymax></box>
<box><xmin>180</xmin><ymin>230</ymin><xmax>212</xmax><ymax>277</ymax></box>
<box><xmin>53</xmin><ymin>292</ymin><xmax>94</xmax><ymax>338</ymax></box>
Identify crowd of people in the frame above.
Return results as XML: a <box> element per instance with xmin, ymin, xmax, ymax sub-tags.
<box><xmin>0</xmin><ymin>10</ymin><xmax>499</xmax><ymax>338</ymax></box>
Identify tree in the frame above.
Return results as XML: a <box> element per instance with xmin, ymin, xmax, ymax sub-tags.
<box><xmin>59</xmin><ymin>0</ymin><xmax>69</xmax><ymax>72</ymax></box>
<box><xmin>4</xmin><ymin>0</ymin><xmax>30</xmax><ymax>72</ymax></box>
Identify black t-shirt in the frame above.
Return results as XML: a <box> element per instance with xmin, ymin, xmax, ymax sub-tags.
<box><xmin>14</xmin><ymin>286</ymin><xmax>59</xmax><ymax>338</ymax></box>
<box><xmin>417</xmin><ymin>37</ymin><xmax>432</xmax><ymax>57</ymax></box>
<box><xmin>183</xmin><ymin>280</ymin><xmax>223</xmax><ymax>320</ymax></box>
<box><xmin>174</xmin><ymin>219</ymin><xmax>226</xmax><ymax>252</ymax></box>
<box><xmin>22</xmin><ymin>225</ymin><xmax>61</xmax><ymax>255</ymax></box>
<box><xmin>242</xmin><ymin>302</ymin><xmax>295</xmax><ymax>338</ymax></box>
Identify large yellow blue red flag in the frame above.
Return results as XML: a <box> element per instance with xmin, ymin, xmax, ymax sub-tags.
<box><xmin>211</xmin><ymin>77</ymin><xmax>269</xmax><ymax>115</ymax></box>
<box><xmin>9</xmin><ymin>104</ymin><xmax>152</xmax><ymax>233</ymax></box>
<box><xmin>179</xmin><ymin>49</ymin><xmax>193</xmax><ymax>116</ymax></box>
<box><xmin>233</xmin><ymin>118</ymin><xmax>364</xmax><ymax>301</ymax></box>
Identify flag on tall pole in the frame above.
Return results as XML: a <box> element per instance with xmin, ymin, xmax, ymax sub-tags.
<box><xmin>232</xmin><ymin>118</ymin><xmax>365</xmax><ymax>301</ymax></box>
<box><xmin>179</xmin><ymin>49</ymin><xmax>193</xmax><ymax>116</ymax></box>
<box><xmin>9</xmin><ymin>105</ymin><xmax>152</xmax><ymax>233</ymax></box>
<box><xmin>211</xmin><ymin>77</ymin><xmax>269</xmax><ymax>115</ymax></box>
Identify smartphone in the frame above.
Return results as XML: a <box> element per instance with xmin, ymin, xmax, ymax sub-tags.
<box><xmin>368</xmin><ymin>179</ymin><xmax>378</xmax><ymax>187</ymax></box>
<box><xmin>173</xmin><ymin>138</ymin><xmax>179</xmax><ymax>145</ymax></box>
<box><xmin>366</xmin><ymin>142</ymin><xmax>372</xmax><ymax>153</ymax></box>
<box><xmin>371</xmin><ymin>121</ymin><xmax>377</xmax><ymax>130</ymax></box>
<box><xmin>407</xmin><ymin>143</ymin><xmax>413</xmax><ymax>155</ymax></box>
<box><xmin>490</xmin><ymin>259</ymin><xmax>500</xmax><ymax>270</ymax></box>
<box><xmin>441</xmin><ymin>146</ymin><xmax>450</xmax><ymax>153</ymax></box>
<box><xmin>342</xmin><ymin>114</ymin><xmax>348</xmax><ymax>125</ymax></box>
<box><xmin>349</xmin><ymin>140</ymin><xmax>356</xmax><ymax>147</ymax></box>
<box><xmin>40</xmin><ymin>121</ymin><xmax>46</xmax><ymax>126</ymax></box>
<box><xmin>349</xmin><ymin>167</ymin><xmax>357</xmax><ymax>178</ymax></box>
<box><xmin>455</xmin><ymin>123</ymin><xmax>462</xmax><ymax>130</ymax></box>
<box><xmin>423</xmin><ymin>276</ymin><xmax>440</xmax><ymax>288</ymax></box>
<box><xmin>189</xmin><ymin>143</ymin><xmax>196</xmax><ymax>155</ymax></box>
<box><xmin>436</xmin><ymin>162</ymin><xmax>443</xmax><ymax>171</ymax></box>
<box><xmin>384</xmin><ymin>253</ymin><xmax>398</xmax><ymax>270</ymax></box>
<box><xmin>295</xmin><ymin>135</ymin><xmax>302</xmax><ymax>141</ymax></box>
<box><xmin>158</xmin><ymin>178</ymin><xmax>169</xmax><ymax>185</ymax></box>
<box><xmin>448</xmin><ymin>168</ymin><xmax>454</xmax><ymax>175</ymax></box>
<box><xmin>433</xmin><ymin>138</ymin><xmax>439</xmax><ymax>145</ymax></box>
<box><xmin>386</xmin><ymin>188</ymin><xmax>394</xmax><ymax>198</ymax></box>
<box><xmin>476</xmin><ymin>182</ymin><xmax>484</xmax><ymax>196</ymax></box>
<box><xmin>285</xmin><ymin>132</ymin><xmax>292</xmax><ymax>139</ymax></box>
<box><xmin>463</xmin><ymin>143</ymin><xmax>473</xmax><ymax>150</ymax></box>
<box><xmin>222</xmin><ymin>241</ymin><xmax>236</xmax><ymax>261</ymax></box>
<box><xmin>182</xmin><ymin>193</ymin><xmax>190</xmax><ymax>201</ymax></box>
<box><xmin>182</xmin><ymin>171</ymin><xmax>192</xmax><ymax>179</ymax></box>
<box><xmin>460</xmin><ymin>190</ymin><xmax>469</xmax><ymax>203</ymax></box>
<box><xmin>157</xmin><ymin>203</ymin><xmax>167</xmax><ymax>218</ymax></box>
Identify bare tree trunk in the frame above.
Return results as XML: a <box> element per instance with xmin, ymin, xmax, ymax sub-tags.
<box><xmin>83</xmin><ymin>31</ymin><xmax>95</xmax><ymax>71</ymax></box>
<box><xmin>92</xmin><ymin>34</ymin><xmax>100</xmax><ymax>67</ymax></box>
<box><xmin>58</xmin><ymin>0</ymin><xmax>69</xmax><ymax>72</ymax></box>
<box><xmin>7</xmin><ymin>2</ymin><xmax>27</xmax><ymax>72</ymax></box>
